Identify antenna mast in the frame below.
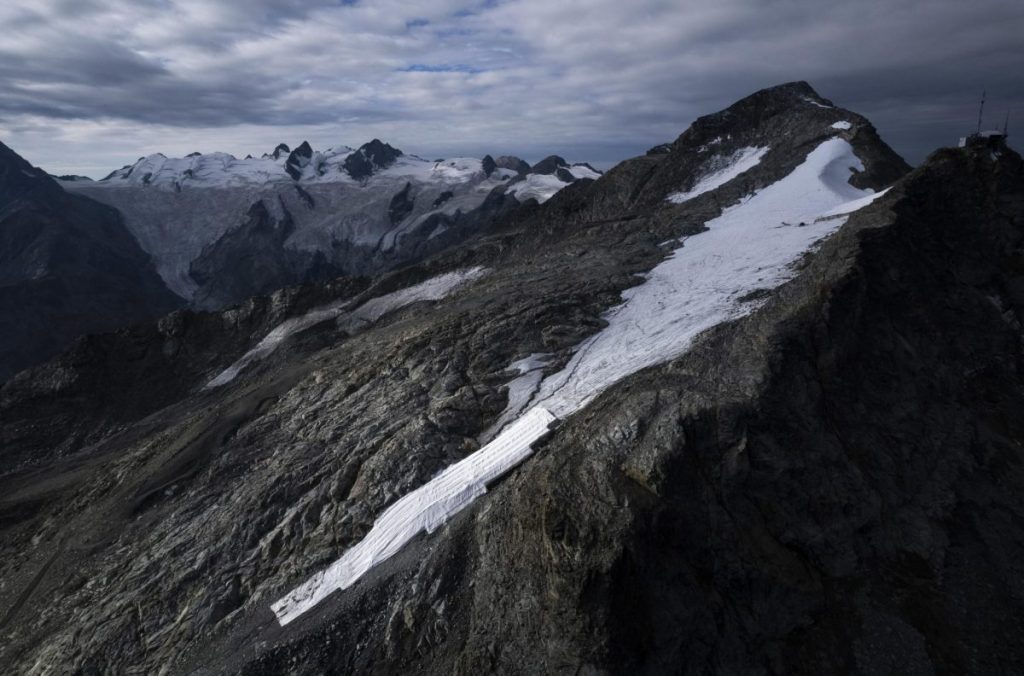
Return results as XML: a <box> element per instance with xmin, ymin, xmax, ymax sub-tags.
<box><xmin>976</xmin><ymin>90</ymin><xmax>986</xmax><ymax>134</ymax></box>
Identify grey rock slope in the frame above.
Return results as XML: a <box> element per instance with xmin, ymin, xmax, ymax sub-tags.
<box><xmin>0</xmin><ymin>142</ymin><xmax>182</xmax><ymax>382</ymax></box>
<box><xmin>67</xmin><ymin>140</ymin><xmax>587</xmax><ymax>310</ymax></box>
<box><xmin>3</xmin><ymin>82</ymin><xmax>1023</xmax><ymax>675</ymax></box>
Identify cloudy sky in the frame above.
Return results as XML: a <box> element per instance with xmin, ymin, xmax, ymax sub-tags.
<box><xmin>2</xmin><ymin>0</ymin><xmax>1021</xmax><ymax>177</ymax></box>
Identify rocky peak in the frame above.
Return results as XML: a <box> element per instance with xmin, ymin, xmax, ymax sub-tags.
<box><xmin>576</xmin><ymin>81</ymin><xmax>913</xmax><ymax>214</ymax></box>
<box><xmin>343</xmin><ymin>139</ymin><xmax>403</xmax><ymax>181</ymax></box>
<box><xmin>285</xmin><ymin>141</ymin><xmax>314</xmax><ymax>180</ymax></box>
<box><xmin>272</xmin><ymin>143</ymin><xmax>290</xmax><ymax>159</ymax></box>
<box><xmin>494</xmin><ymin>155</ymin><xmax>531</xmax><ymax>174</ymax></box>
<box><xmin>481</xmin><ymin>154</ymin><xmax>497</xmax><ymax>177</ymax></box>
<box><xmin>530</xmin><ymin>154</ymin><xmax>570</xmax><ymax>175</ymax></box>
<box><xmin>0</xmin><ymin>140</ymin><xmax>62</xmax><ymax>204</ymax></box>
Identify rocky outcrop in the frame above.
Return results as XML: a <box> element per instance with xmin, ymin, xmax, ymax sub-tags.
<box><xmin>285</xmin><ymin>141</ymin><xmax>314</xmax><ymax>180</ymax></box>
<box><xmin>530</xmin><ymin>154</ymin><xmax>569</xmax><ymax>175</ymax></box>
<box><xmin>432</xmin><ymin>190</ymin><xmax>454</xmax><ymax>208</ymax></box>
<box><xmin>388</xmin><ymin>182</ymin><xmax>416</xmax><ymax>225</ymax></box>
<box><xmin>481</xmin><ymin>154</ymin><xmax>497</xmax><ymax>177</ymax></box>
<box><xmin>344</xmin><ymin>139</ymin><xmax>403</xmax><ymax>181</ymax></box>
<box><xmin>0</xmin><ymin>274</ymin><xmax>366</xmax><ymax>473</ymax></box>
<box><xmin>495</xmin><ymin>155</ymin><xmax>531</xmax><ymax>174</ymax></box>
<box><xmin>187</xmin><ymin>201</ymin><xmax>345</xmax><ymax>310</ymax></box>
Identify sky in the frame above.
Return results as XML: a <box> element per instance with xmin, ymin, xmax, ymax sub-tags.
<box><xmin>1</xmin><ymin>0</ymin><xmax>1021</xmax><ymax>178</ymax></box>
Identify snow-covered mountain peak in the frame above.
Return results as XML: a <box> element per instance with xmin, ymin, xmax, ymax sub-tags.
<box><xmin>65</xmin><ymin>137</ymin><xmax>600</xmax><ymax>305</ymax></box>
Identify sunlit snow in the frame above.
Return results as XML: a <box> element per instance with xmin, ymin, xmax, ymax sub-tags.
<box><xmin>666</xmin><ymin>146</ymin><xmax>769</xmax><ymax>203</ymax></box>
<box><xmin>506</xmin><ymin>173</ymin><xmax>569</xmax><ymax>203</ymax></box>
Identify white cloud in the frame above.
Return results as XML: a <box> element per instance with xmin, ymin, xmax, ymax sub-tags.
<box><xmin>1</xmin><ymin>0</ymin><xmax>1021</xmax><ymax>176</ymax></box>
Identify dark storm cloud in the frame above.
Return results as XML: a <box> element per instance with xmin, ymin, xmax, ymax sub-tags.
<box><xmin>1</xmin><ymin>0</ymin><xmax>1020</xmax><ymax>176</ymax></box>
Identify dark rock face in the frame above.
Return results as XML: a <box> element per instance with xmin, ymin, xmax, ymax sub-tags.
<box><xmin>4</xmin><ymin>83</ymin><xmax>1023</xmax><ymax>675</ymax></box>
<box><xmin>495</xmin><ymin>155</ymin><xmax>531</xmax><ymax>174</ymax></box>
<box><xmin>0</xmin><ymin>141</ymin><xmax>181</xmax><ymax>382</ymax></box>
<box><xmin>432</xmin><ymin>190</ymin><xmax>454</xmax><ymax>208</ymax></box>
<box><xmin>285</xmin><ymin>141</ymin><xmax>314</xmax><ymax>180</ymax></box>
<box><xmin>481</xmin><ymin>154</ymin><xmax>497</xmax><ymax>177</ymax></box>
<box><xmin>530</xmin><ymin>154</ymin><xmax>569</xmax><ymax>175</ymax></box>
<box><xmin>188</xmin><ymin>200</ymin><xmax>343</xmax><ymax>309</ymax></box>
<box><xmin>344</xmin><ymin>140</ymin><xmax>403</xmax><ymax>181</ymax></box>
<box><xmin>388</xmin><ymin>182</ymin><xmax>416</xmax><ymax>225</ymax></box>
<box><xmin>272</xmin><ymin>143</ymin><xmax>290</xmax><ymax>159</ymax></box>
<box><xmin>294</xmin><ymin>185</ymin><xmax>315</xmax><ymax>209</ymax></box>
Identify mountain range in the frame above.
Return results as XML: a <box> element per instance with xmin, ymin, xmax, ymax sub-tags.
<box><xmin>0</xmin><ymin>138</ymin><xmax>597</xmax><ymax>380</ymax></box>
<box><xmin>65</xmin><ymin>141</ymin><xmax>599</xmax><ymax>309</ymax></box>
<box><xmin>2</xmin><ymin>81</ymin><xmax>1023</xmax><ymax>674</ymax></box>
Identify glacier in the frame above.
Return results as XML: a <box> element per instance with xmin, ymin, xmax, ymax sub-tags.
<box><xmin>271</xmin><ymin>137</ymin><xmax>888</xmax><ymax>625</ymax></box>
<box><xmin>271</xmin><ymin>406</ymin><xmax>557</xmax><ymax>626</ymax></box>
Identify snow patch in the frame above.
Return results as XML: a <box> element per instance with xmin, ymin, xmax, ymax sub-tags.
<box><xmin>667</xmin><ymin>146</ymin><xmax>769</xmax><ymax>204</ymax></box>
<box><xmin>506</xmin><ymin>173</ymin><xmax>569</xmax><ymax>203</ymax></box>
<box><xmin>271</xmin><ymin>406</ymin><xmax>557</xmax><ymax>626</ymax></box>
<box><xmin>478</xmin><ymin>353</ymin><xmax>553</xmax><ymax>443</ymax></box>
<box><xmin>568</xmin><ymin>164</ymin><xmax>602</xmax><ymax>180</ymax></box>
<box><xmin>336</xmin><ymin>267</ymin><xmax>488</xmax><ymax>334</ymax></box>
<box><xmin>818</xmin><ymin>187</ymin><xmax>889</xmax><ymax>219</ymax></box>
<box><xmin>804</xmin><ymin>97</ymin><xmax>833</xmax><ymax>109</ymax></box>
<box><xmin>206</xmin><ymin>267</ymin><xmax>486</xmax><ymax>388</ymax></box>
<box><xmin>205</xmin><ymin>297</ymin><xmax>351</xmax><ymax>389</ymax></box>
<box><xmin>831</xmin><ymin>121</ymin><xmax>853</xmax><ymax>130</ymax></box>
